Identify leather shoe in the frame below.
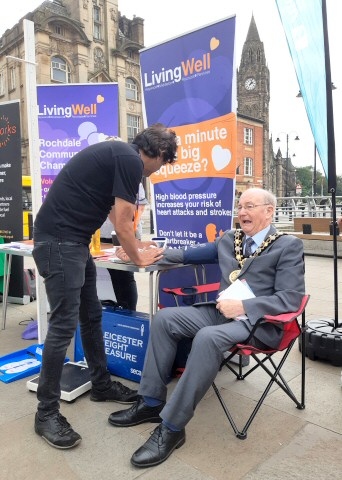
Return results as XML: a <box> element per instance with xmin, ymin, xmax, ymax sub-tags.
<box><xmin>108</xmin><ymin>396</ymin><xmax>164</xmax><ymax>427</ymax></box>
<box><xmin>90</xmin><ymin>381</ymin><xmax>138</xmax><ymax>404</ymax></box>
<box><xmin>131</xmin><ymin>424</ymin><xmax>185</xmax><ymax>467</ymax></box>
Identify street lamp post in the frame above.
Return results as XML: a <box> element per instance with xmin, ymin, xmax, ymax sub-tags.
<box><xmin>285</xmin><ymin>134</ymin><xmax>289</xmax><ymax>197</ymax></box>
<box><xmin>313</xmin><ymin>143</ymin><xmax>317</xmax><ymax>196</ymax></box>
<box><xmin>297</xmin><ymin>83</ymin><xmax>336</xmax><ymax>196</ymax></box>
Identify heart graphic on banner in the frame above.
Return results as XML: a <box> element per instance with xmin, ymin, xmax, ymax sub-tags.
<box><xmin>210</xmin><ymin>37</ymin><xmax>220</xmax><ymax>51</ymax></box>
<box><xmin>97</xmin><ymin>95</ymin><xmax>105</xmax><ymax>103</ymax></box>
<box><xmin>211</xmin><ymin>145</ymin><xmax>231</xmax><ymax>171</ymax></box>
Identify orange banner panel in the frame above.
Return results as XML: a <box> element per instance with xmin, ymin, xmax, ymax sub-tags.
<box><xmin>151</xmin><ymin>113</ymin><xmax>237</xmax><ymax>184</ymax></box>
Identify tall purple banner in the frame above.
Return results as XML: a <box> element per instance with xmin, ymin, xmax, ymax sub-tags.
<box><xmin>140</xmin><ymin>16</ymin><xmax>236</xmax><ymax>247</ymax></box>
<box><xmin>140</xmin><ymin>17</ymin><xmax>237</xmax><ymax>304</ymax></box>
<box><xmin>37</xmin><ymin>83</ymin><xmax>119</xmax><ymax>200</ymax></box>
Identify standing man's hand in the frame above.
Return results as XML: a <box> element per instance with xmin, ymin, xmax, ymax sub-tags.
<box><xmin>116</xmin><ymin>246</ymin><xmax>164</xmax><ymax>266</ymax></box>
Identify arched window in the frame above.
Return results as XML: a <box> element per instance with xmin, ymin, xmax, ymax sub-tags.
<box><xmin>51</xmin><ymin>56</ymin><xmax>71</xmax><ymax>83</ymax></box>
<box><xmin>248</xmin><ymin>48</ymin><xmax>253</xmax><ymax>62</ymax></box>
<box><xmin>125</xmin><ymin>78</ymin><xmax>139</xmax><ymax>101</ymax></box>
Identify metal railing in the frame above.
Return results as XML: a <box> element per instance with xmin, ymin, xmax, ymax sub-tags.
<box><xmin>234</xmin><ymin>196</ymin><xmax>342</xmax><ymax>225</ymax></box>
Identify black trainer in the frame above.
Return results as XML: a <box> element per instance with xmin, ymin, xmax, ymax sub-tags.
<box><xmin>90</xmin><ymin>380</ymin><xmax>138</xmax><ymax>404</ymax></box>
<box><xmin>34</xmin><ymin>412</ymin><xmax>82</xmax><ymax>449</ymax></box>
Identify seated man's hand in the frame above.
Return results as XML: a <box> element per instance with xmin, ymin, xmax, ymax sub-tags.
<box><xmin>116</xmin><ymin>245</ymin><xmax>164</xmax><ymax>266</ymax></box>
<box><xmin>115</xmin><ymin>247</ymin><xmax>131</xmax><ymax>262</ymax></box>
<box><xmin>216</xmin><ymin>299</ymin><xmax>245</xmax><ymax>319</ymax></box>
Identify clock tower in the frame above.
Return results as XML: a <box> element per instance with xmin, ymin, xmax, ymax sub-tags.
<box><xmin>237</xmin><ymin>15</ymin><xmax>271</xmax><ymax>192</ymax></box>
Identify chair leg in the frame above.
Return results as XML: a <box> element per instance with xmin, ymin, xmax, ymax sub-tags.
<box><xmin>211</xmin><ymin>382</ymin><xmax>247</xmax><ymax>439</ymax></box>
<box><xmin>300</xmin><ymin>313</ymin><xmax>306</xmax><ymax>408</ymax></box>
<box><xmin>213</xmin><ymin>339</ymin><xmax>305</xmax><ymax>438</ymax></box>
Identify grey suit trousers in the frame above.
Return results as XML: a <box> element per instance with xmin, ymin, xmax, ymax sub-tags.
<box><xmin>138</xmin><ymin>304</ymin><xmax>252</xmax><ymax>429</ymax></box>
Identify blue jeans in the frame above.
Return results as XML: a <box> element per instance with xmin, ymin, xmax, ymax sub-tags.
<box><xmin>33</xmin><ymin>232</ymin><xmax>111</xmax><ymax>416</ymax></box>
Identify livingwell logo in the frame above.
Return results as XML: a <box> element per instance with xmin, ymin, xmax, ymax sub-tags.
<box><xmin>38</xmin><ymin>103</ymin><xmax>97</xmax><ymax>118</ymax></box>
<box><xmin>38</xmin><ymin>94</ymin><xmax>105</xmax><ymax>118</ymax></box>
<box><xmin>143</xmin><ymin>36</ymin><xmax>220</xmax><ymax>89</ymax></box>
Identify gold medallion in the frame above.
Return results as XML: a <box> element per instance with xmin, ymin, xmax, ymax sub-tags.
<box><xmin>229</xmin><ymin>269</ymin><xmax>240</xmax><ymax>283</ymax></box>
<box><xmin>230</xmin><ymin>229</ymin><xmax>285</xmax><ymax>284</ymax></box>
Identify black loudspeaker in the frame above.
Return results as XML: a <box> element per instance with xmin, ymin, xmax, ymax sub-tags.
<box><xmin>329</xmin><ymin>222</ymin><xmax>340</xmax><ymax>236</ymax></box>
<box><xmin>302</xmin><ymin>224</ymin><xmax>312</xmax><ymax>234</ymax></box>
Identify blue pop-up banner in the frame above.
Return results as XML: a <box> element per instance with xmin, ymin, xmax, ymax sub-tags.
<box><xmin>140</xmin><ymin>16</ymin><xmax>237</xmax><ymax>303</ymax></box>
<box><xmin>140</xmin><ymin>16</ymin><xmax>237</xmax><ymax>247</ymax></box>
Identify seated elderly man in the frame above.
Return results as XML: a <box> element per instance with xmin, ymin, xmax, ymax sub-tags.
<box><xmin>109</xmin><ymin>188</ymin><xmax>305</xmax><ymax>468</ymax></box>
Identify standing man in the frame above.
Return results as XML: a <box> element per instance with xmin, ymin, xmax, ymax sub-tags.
<box><xmin>32</xmin><ymin>124</ymin><xmax>178</xmax><ymax>449</ymax></box>
<box><xmin>109</xmin><ymin>188</ymin><xmax>305</xmax><ymax>467</ymax></box>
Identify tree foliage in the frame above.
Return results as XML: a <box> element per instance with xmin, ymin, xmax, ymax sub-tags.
<box><xmin>295</xmin><ymin>166</ymin><xmax>342</xmax><ymax>196</ymax></box>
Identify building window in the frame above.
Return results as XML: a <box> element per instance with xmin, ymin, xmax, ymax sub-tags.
<box><xmin>127</xmin><ymin>115</ymin><xmax>140</xmax><ymax>143</ymax></box>
<box><xmin>54</xmin><ymin>24</ymin><xmax>64</xmax><ymax>36</ymax></box>
<box><xmin>244</xmin><ymin>157</ymin><xmax>253</xmax><ymax>176</ymax></box>
<box><xmin>51</xmin><ymin>56</ymin><xmax>71</xmax><ymax>83</ymax></box>
<box><xmin>126</xmin><ymin>78</ymin><xmax>138</xmax><ymax>101</ymax></box>
<box><xmin>9</xmin><ymin>67</ymin><xmax>16</xmax><ymax>91</ymax></box>
<box><xmin>0</xmin><ymin>72</ymin><xmax>5</xmax><ymax>95</ymax></box>
<box><xmin>244</xmin><ymin>127</ymin><xmax>253</xmax><ymax>145</ymax></box>
<box><xmin>93</xmin><ymin>6</ymin><xmax>102</xmax><ymax>40</ymax></box>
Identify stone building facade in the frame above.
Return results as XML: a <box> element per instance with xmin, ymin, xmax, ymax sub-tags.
<box><xmin>0</xmin><ymin>0</ymin><xmax>144</xmax><ymax>174</ymax></box>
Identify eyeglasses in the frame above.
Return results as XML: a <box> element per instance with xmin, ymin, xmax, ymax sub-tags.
<box><xmin>237</xmin><ymin>203</ymin><xmax>270</xmax><ymax>211</ymax></box>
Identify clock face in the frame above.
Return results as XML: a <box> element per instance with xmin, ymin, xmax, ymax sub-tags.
<box><xmin>245</xmin><ymin>77</ymin><xmax>256</xmax><ymax>90</ymax></box>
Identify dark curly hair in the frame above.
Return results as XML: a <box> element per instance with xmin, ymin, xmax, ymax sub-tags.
<box><xmin>132</xmin><ymin>123</ymin><xmax>178</xmax><ymax>164</ymax></box>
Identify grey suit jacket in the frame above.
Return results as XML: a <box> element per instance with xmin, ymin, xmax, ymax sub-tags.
<box><xmin>161</xmin><ymin>225</ymin><xmax>305</xmax><ymax>348</ymax></box>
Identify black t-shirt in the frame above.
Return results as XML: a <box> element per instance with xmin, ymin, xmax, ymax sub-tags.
<box><xmin>34</xmin><ymin>141</ymin><xmax>143</xmax><ymax>244</ymax></box>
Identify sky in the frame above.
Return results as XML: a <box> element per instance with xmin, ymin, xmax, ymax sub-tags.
<box><xmin>0</xmin><ymin>0</ymin><xmax>340</xmax><ymax>175</ymax></box>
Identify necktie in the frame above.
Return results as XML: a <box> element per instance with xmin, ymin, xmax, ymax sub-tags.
<box><xmin>244</xmin><ymin>237</ymin><xmax>255</xmax><ymax>257</ymax></box>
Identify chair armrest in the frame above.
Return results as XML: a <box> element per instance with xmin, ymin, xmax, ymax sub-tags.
<box><xmin>263</xmin><ymin>295</ymin><xmax>310</xmax><ymax>324</ymax></box>
<box><xmin>240</xmin><ymin>294</ymin><xmax>309</xmax><ymax>349</ymax></box>
<box><xmin>163</xmin><ymin>282</ymin><xmax>220</xmax><ymax>297</ymax></box>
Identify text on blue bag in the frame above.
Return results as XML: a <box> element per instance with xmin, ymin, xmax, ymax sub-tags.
<box><xmin>74</xmin><ymin>307</ymin><xmax>150</xmax><ymax>382</ymax></box>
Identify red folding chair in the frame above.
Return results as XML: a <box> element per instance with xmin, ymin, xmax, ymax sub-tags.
<box><xmin>212</xmin><ymin>294</ymin><xmax>310</xmax><ymax>439</ymax></box>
